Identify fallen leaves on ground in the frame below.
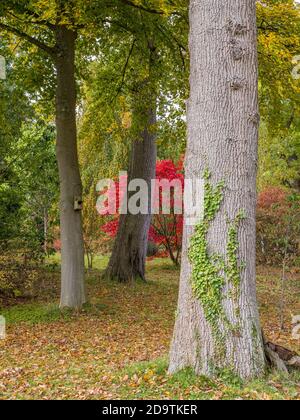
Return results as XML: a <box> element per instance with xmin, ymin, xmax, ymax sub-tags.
<box><xmin>0</xmin><ymin>260</ymin><xmax>299</xmax><ymax>400</ymax></box>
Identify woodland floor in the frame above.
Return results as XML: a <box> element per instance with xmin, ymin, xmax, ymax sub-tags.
<box><xmin>0</xmin><ymin>257</ymin><xmax>299</xmax><ymax>400</ymax></box>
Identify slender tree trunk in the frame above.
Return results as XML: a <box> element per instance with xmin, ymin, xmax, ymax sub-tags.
<box><xmin>169</xmin><ymin>0</ymin><xmax>266</xmax><ymax>379</ymax></box>
<box><xmin>105</xmin><ymin>106</ymin><xmax>157</xmax><ymax>282</ymax></box>
<box><xmin>55</xmin><ymin>27</ymin><xmax>86</xmax><ymax>309</ymax></box>
<box><xmin>43</xmin><ymin>208</ymin><xmax>48</xmax><ymax>256</ymax></box>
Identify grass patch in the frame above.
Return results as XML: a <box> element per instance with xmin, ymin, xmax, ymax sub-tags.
<box><xmin>46</xmin><ymin>253</ymin><xmax>109</xmax><ymax>272</ymax></box>
<box><xmin>2</xmin><ymin>303</ymin><xmax>73</xmax><ymax>325</ymax></box>
<box><xmin>114</xmin><ymin>359</ymin><xmax>300</xmax><ymax>400</ymax></box>
<box><xmin>2</xmin><ymin>302</ymin><xmax>108</xmax><ymax>325</ymax></box>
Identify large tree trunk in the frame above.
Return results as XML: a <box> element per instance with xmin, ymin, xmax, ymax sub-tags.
<box><xmin>105</xmin><ymin>106</ymin><xmax>157</xmax><ymax>282</ymax></box>
<box><xmin>169</xmin><ymin>0</ymin><xmax>266</xmax><ymax>379</ymax></box>
<box><xmin>55</xmin><ymin>27</ymin><xmax>86</xmax><ymax>309</ymax></box>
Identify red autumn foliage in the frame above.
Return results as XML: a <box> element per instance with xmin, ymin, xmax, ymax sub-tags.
<box><xmin>257</xmin><ymin>187</ymin><xmax>288</xmax><ymax>211</ymax></box>
<box><xmin>100</xmin><ymin>159</ymin><xmax>184</xmax><ymax>264</ymax></box>
<box><xmin>150</xmin><ymin>159</ymin><xmax>184</xmax><ymax>265</ymax></box>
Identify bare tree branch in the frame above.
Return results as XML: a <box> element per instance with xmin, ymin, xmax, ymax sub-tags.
<box><xmin>6</xmin><ymin>9</ymin><xmax>56</xmax><ymax>30</ymax></box>
<box><xmin>120</xmin><ymin>0</ymin><xmax>186</xmax><ymax>19</ymax></box>
<box><xmin>110</xmin><ymin>38</ymin><xmax>137</xmax><ymax>104</ymax></box>
<box><xmin>0</xmin><ymin>21</ymin><xmax>57</xmax><ymax>57</ymax></box>
<box><xmin>120</xmin><ymin>0</ymin><xmax>165</xmax><ymax>15</ymax></box>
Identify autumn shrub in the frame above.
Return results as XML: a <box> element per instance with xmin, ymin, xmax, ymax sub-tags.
<box><xmin>257</xmin><ymin>187</ymin><xmax>300</xmax><ymax>265</ymax></box>
<box><xmin>101</xmin><ymin>159</ymin><xmax>184</xmax><ymax>265</ymax></box>
<box><xmin>0</xmin><ymin>251</ymin><xmax>41</xmax><ymax>300</ymax></box>
<box><xmin>150</xmin><ymin>159</ymin><xmax>184</xmax><ymax>265</ymax></box>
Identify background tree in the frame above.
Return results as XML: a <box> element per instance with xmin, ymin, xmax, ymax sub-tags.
<box><xmin>1</xmin><ymin>124</ymin><xmax>58</xmax><ymax>259</ymax></box>
<box><xmin>78</xmin><ymin>4</ymin><xmax>188</xmax><ymax>282</ymax></box>
<box><xmin>0</xmin><ymin>41</ymin><xmax>32</xmax><ymax>247</ymax></box>
<box><xmin>104</xmin><ymin>6</ymin><xmax>187</xmax><ymax>282</ymax></box>
<box><xmin>0</xmin><ymin>0</ymin><xmax>91</xmax><ymax>308</ymax></box>
<box><xmin>0</xmin><ymin>0</ymin><xmax>188</xmax><ymax>297</ymax></box>
<box><xmin>104</xmin><ymin>40</ymin><xmax>158</xmax><ymax>283</ymax></box>
<box><xmin>257</xmin><ymin>0</ymin><xmax>300</xmax><ymax>190</ymax></box>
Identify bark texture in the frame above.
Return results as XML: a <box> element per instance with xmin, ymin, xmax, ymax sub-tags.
<box><xmin>105</xmin><ymin>106</ymin><xmax>157</xmax><ymax>282</ymax></box>
<box><xmin>55</xmin><ymin>27</ymin><xmax>86</xmax><ymax>308</ymax></box>
<box><xmin>169</xmin><ymin>0</ymin><xmax>266</xmax><ymax>379</ymax></box>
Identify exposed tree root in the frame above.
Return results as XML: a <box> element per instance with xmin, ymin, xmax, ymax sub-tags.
<box><xmin>264</xmin><ymin>339</ymin><xmax>300</xmax><ymax>374</ymax></box>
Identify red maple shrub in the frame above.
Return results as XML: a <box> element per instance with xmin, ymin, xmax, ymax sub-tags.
<box><xmin>100</xmin><ymin>159</ymin><xmax>184</xmax><ymax>265</ymax></box>
<box><xmin>150</xmin><ymin>159</ymin><xmax>184</xmax><ymax>265</ymax></box>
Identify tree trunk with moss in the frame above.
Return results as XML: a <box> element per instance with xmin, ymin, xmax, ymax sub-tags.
<box><xmin>169</xmin><ymin>0</ymin><xmax>266</xmax><ymax>379</ymax></box>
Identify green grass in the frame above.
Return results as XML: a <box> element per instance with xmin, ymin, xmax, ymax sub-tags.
<box><xmin>2</xmin><ymin>303</ymin><xmax>72</xmax><ymax>324</ymax></box>
<box><xmin>46</xmin><ymin>253</ymin><xmax>109</xmax><ymax>272</ymax></box>
<box><xmin>2</xmin><ymin>301</ymin><xmax>109</xmax><ymax>325</ymax></box>
<box><xmin>114</xmin><ymin>359</ymin><xmax>300</xmax><ymax>400</ymax></box>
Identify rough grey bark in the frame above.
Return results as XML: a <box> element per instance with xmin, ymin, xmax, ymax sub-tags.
<box><xmin>169</xmin><ymin>0</ymin><xmax>266</xmax><ymax>379</ymax></box>
<box><xmin>55</xmin><ymin>27</ymin><xmax>86</xmax><ymax>308</ymax></box>
<box><xmin>105</xmin><ymin>105</ymin><xmax>157</xmax><ymax>282</ymax></box>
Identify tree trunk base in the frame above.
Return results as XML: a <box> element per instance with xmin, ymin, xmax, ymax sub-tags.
<box><xmin>103</xmin><ymin>261</ymin><xmax>147</xmax><ymax>284</ymax></box>
<box><xmin>264</xmin><ymin>340</ymin><xmax>300</xmax><ymax>374</ymax></box>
